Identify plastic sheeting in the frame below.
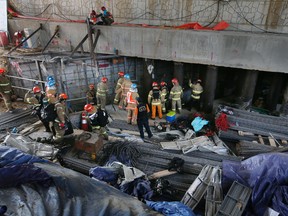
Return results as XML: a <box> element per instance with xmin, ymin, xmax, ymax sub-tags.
<box><xmin>0</xmin><ymin>146</ymin><xmax>161</xmax><ymax>216</ymax></box>
<box><xmin>222</xmin><ymin>153</ymin><xmax>288</xmax><ymax>216</ymax></box>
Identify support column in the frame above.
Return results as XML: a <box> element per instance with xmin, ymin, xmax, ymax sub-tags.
<box><xmin>202</xmin><ymin>65</ymin><xmax>218</xmax><ymax>113</ymax></box>
<box><xmin>173</xmin><ymin>62</ymin><xmax>184</xmax><ymax>86</ymax></box>
<box><xmin>266</xmin><ymin>73</ymin><xmax>285</xmax><ymax>111</ymax></box>
<box><xmin>239</xmin><ymin>70</ymin><xmax>258</xmax><ymax>103</ymax></box>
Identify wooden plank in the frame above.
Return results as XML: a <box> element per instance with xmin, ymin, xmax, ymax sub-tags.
<box><xmin>268</xmin><ymin>137</ymin><xmax>277</xmax><ymax>147</ymax></box>
<box><xmin>258</xmin><ymin>135</ymin><xmax>264</xmax><ymax>144</ymax></box>
<box><xmin>148</xmin><ymin>170</ymin><xmax>177</xmax><ymax>180</ymax></box>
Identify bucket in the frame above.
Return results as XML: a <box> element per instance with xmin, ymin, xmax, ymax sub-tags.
<box><xmin>0</xmin><ymin>32</ymin><xmax>9</xmax><ymax>47</ymax></box>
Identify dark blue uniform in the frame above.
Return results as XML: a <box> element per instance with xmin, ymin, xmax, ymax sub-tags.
<box><xmin>135</xmin><ymin>102</ymin><xmax>153</xmax><ymax>139</ymax></box>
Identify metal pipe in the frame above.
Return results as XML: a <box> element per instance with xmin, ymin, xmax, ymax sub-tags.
<box><xmin>6</xmin><ymin>75</ymin><xmax>45</xmax><ymax>83</ymax></box>
<box><xmin>42</xmin><ymin>25</ymin><xmax>60</xmax><ymax>53</ymax></box>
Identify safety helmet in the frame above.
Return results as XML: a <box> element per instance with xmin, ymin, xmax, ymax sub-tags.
<box><xmin>47</xmin><ymin>75</ymin><xmax>54</xmax><ymax>82</ymax></box>
<box><xmin>131</xmin><ymin>83</ymin><xmax>137</xmax><ymax>89</ymax></box>
<box><xmin>124</xmin><ymin>74</ymin><xmax>130</xmax><ymax>79</ymax></box>
<box><xmin>84</xmin><ymin>104</ymin><xmax>93</xmax><ymax>112</ymax></box>
<box><xmin>101</xmin><ymin>6</ymin><xmax>106</xmax><ymax>11</ymax></box>
<box><xmin>59</xmin><ymin>93</ymin><xmax>68</xmax><ymax>100</ymax></box>
<box><xmin>89</xmin><ymin>84</ymin><xmax>95</xmax><ymax>88</ymax></box>
<box><xmin>118</xmin><ymin>71</ymin><xmax>124</xmax><ymax>77</ymax></box>
<box><xmin>47</xmin><ymin>80</ymin><xmax>56</xmax><ymax>87</ymax></box>
<box><xmin>197</xmin><ymin>79</ymin><xmax>202</xmax><ymax>83</ymax></box>
<box><xmin>152</xmin><ymin>82</ymin><xmax>158</xmax><ymax>87</ymax></box>
<box><xmin>0</xmin><ymin>68</ymin><xmax>5</xmax><ymax>74</ymax></box>
<box><xmin>101</xmin><ymin>77</ymin><xmax>108</xmax><ymax>83</ymax></box>
<box><xmin>33</xmin><ymin>86</ymin><xmax>41</xmax><ymax>93</ymax></box>
<box><xmin>160</xmin><ymin>81</ymin><xmax>167</xmax><ymax>87</ymax></box>
<box><xmin>172</xmin><ymin>78</ymin><xmax>178</xmax><ymax>84</ymax></box>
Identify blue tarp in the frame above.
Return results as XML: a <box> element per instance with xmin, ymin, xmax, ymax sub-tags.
<box><xmin>222</xmin><ymin>152</ymin><xmax>288</xmax><ymax>216</ymax></box>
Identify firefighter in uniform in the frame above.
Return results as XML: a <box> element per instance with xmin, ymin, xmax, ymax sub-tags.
<box><xmin>119</xmin><ymin>74</ymin><xmax>132</xmax><ymax>109</ymax></box>
<box><xmin>126</xmin><ymin>83</ymin><xmax>139</xmax><ymax>124</ymax></box>
<box><xmin>189</xmin><ymin>79</ymin><xmax>203</xmax><ymax>111</ymax></box>
<box><xmin>51</xmin><ymin>93</ymin><xmax>68</xmax><ymax>143</ymax></box>
<box><xmin>96</xmin><ymin>77</ymin><xmax>108</xmax><ymax>110</ymax></box>
<box><xmin>160</xmin><ymin>81</ymin><xmax>169</xmax><ymax>114</ymax></box>
<box><xmin>84</xmin><ymin>104</ymin><xmax>109</xmax><ymax>140</ymax></box>
<box><xmin>86</xmin><ymin>84</ymin><xmax>97</xmax><ymax>105</ymax></box>
<box><xmin>148</xmin><ymin>82</ymin><xmax>162</xmax><ymax>120</ymax></box>
<box><xmin>135</xmin><ymin>97</ymin><xmax>153</xmax><ymax>139</ymax></box>
<box><xmin>0</xmin><ymin>68</ymin><xmax>14</xmax><ymax>112</ymax></box>
<box><xmin>169</xmin><ymin>78</ymin><xmax>183</xmax><ymax>113</ymax></box>
<box><xmin>113</xmin><ymin>71</ymin><xmax>125</xmax><ymax>105</ymax></box>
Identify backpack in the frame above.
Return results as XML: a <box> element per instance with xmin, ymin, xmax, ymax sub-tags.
<box><xmin>152</xmin><ymin>89</ymin><xmax>160</xmax><ymax>100</ymax></box>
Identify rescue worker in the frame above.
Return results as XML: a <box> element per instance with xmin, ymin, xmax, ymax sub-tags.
<box><xmin>84</xmin><ymin>103</ymin><xmax>109</xmax><ymax>140</ymax></box>
<box><xmin>40</xmin><ymin>97</ymin><xmax>57</xmax><ymax>132</ymax></box>
<box><xmin>135</xmin><ymin>97</ymin><xmax>153</xmax><ymax>140</ymax></box>
<box><xmin>119</xmin><ymin>74</ymin><xmax>132</xmax><ymax>110</ymax></box>
<box><xmin>160</xmin><ymin>81</ymin><xmax>169</xmax><ymax>114</ymax></box>
<box><xmin>46</xmin><ymin>78</ymin><xmax>57</xmax><ymax>104</ymax></box>
<box><xmin>189</xmin><ymin>79</ymin><xmax>203</xmax><ymax>111</ymax></box>
<box><xmin>148</xmin><ymin>82</ymin><xmax>162</xmax><ymax>120</ymax></box>
<box><xmin>126</xmin><ymin>83</ymin><xmax>139</xmax><ymax>124</ymax></box>
<box><xmin>96</xmin><ymin>77</ymin><xmax>108</xmax><ymax>110</ymax></box>
<box><xmin>113</xmin><ymin>71</ymin><xmax>125</xmax><ymax>105</ymax></box>
<box><xmin>86</xmin><ymin>84</ymin><xmax>97</xmax><ymax>105</ymax></box>
<box><xmin>100</xmin><ymin>6</ymin><xmax>114</xmax><ymax>25</ymax></box>
<box><xmin>169</xmin><ymin>78</ymin><xmax>183</xmax><ymax>113</ymax></box>
<box><xmin>51</xmin><ymin>93</ymin><xmax>68</xmax><ymax>144</ymax></box>
<box><xmin>24</xmin><ymin>86</ymin><xmax>50</xmax><ymax>132</ymax></box>
<box><xmin>0</xmin><ymin>68</ymin><xmax>14</xmax><ymax>112</ymax></box>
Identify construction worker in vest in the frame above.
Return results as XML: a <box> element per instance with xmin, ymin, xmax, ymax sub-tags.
<box><xmin>51</xmin><ymin>93</ymin><xmax>68</xmax><ymax>144</ymax></box>
<box><xmin>86</xmin><ymin>84</ymin><xmax>97</xmax><ymax>105</ymax></box>
<box><xmin>24</xmin><ymin>86</ymin><xmax>51</xmax><ymax>132</ymax></box>
<box><xmin>160</xmin><ymin>81</ymin><xmax>169</xmax><ymax>114</ymax></box>
<box><xmin>189</xmin><ymin>79</ymin><xmax>203</xmax><ymax>111</ymax></box>
<box><xmin>119</xmin><ymin>74</ymin><xmax>132</xmax><ymax>110</ymax></box>
<box><xmin>113</xmin><ymin>71</ymin><xmax>125</xmax><ymax>105</ymax></box>
<box><xmin>96</xmin><ymin>77</ymin><xmax>108</xmax><ymax>110</ymax></box>
<box><xmin>0</xmin><ymin>68</ymin><xmax>14</xmax><ymax>112</ymax></box>
<box><xmin>148</xmin><ymin>82</ymin><xmax>162</xmax><ymax>120</ymax></box>
<box><xmin>169</xmin><ymin>78</ymin><xmax>183</xmax><ymax>114</ymax></box>
<box><xmin>84</xmin><ymin>104</ymin><xmax>109</xmax><ymax>140</ymax></box>
<box><xmin>126</xmin><ymin>83</ymin><xmax>139</xmax><ymax>124</ymax></box>
<box><xmin>135</xmin><ymin>97</ymin><xmax>153</xmax><ymax>140</ymax></box>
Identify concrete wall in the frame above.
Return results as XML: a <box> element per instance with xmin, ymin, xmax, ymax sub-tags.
<box><xmin>8</xmin><ymin>0</ymin><xmax>288</xmax><ymax>33</ymax></box>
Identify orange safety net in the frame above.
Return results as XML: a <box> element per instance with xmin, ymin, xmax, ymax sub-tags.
<box><xmin>175</xmin><ymin>21</ymin><xmax>229</xmax><ymax>31</ymax></box>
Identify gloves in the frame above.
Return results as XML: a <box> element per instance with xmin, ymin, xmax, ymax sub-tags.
<box><xmin>59</xmin><ymin>122</ymin><xmax>65</xmax><ymax>129</ymax></box>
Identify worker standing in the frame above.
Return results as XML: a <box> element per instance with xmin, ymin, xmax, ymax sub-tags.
<box><xmin>0</xmin><ymin>68</ymin><xmax>14</xmax><ymax>112</ymax></box>
<box><xmin>119</xmin><ymin>74</ymin><xmax>132</xmax><ymax>110</ymax></box>
<box><xmin>148</xmin><ymin>82</ymin><xmax>162</xmax><ymax>120</ymax></box>
<box><xmin>51</xmin><ymin>93</ymin><xmax>68</xmax><ymax>144</ymax></box>
<box><xmin>113</xmin><ymin>71</ymin><xmax>125</xmax><ymax>105</ymax></box>
<box><xmin>86</xmin><ymin>84</ymin><xmax>97</xmax><ymax>105</ymax></box>
<box><xmin>160</xmin><ymin>81</ymin><xmax>169</xmax><ymax>114</ymax></box>
<box><xmin>84</xmin><ymin>104</ymin><xmax>109</xmax><ymax>140</ymax></box>
<box><xmin>126</xmin><ymin>83</ymin><xmax>139</xmax><ymax>124</ymax></box>
<box><xmin>169</xmin><ymin>78</ymin><xmax>183</xmax><ymax>113</ymax></box>
<box><xmin>189</xmin><ymin>79</ymin><xmax>203</xmax><ymax>111</ymax></box>
<box><xmin>96</xmin><ymin>77</ymin><xmax>108</xmax><ymax>110</ymax></box>
<box><xmin>135</xmin><ymin>97</ymin><xmax>153</xmax><ymax>140</ymax></box>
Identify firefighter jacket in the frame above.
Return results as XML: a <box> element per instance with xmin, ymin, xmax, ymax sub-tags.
<box><xmin>96</xmin><ymin>82</ymin><xmax>108</xmax><ymax>97</ymax></box>
<box><xmin>0</xmin><ymin>75</ymin><xmax>12</xmax><ymax>94</ymax></box>
<box><xmin>161</xmin><ymin>86</ymin><xmax>169</xmax><ymax>103</ymax></box>
<box><xmin>126</xmin><ymin>90</ymin><xmax>139</xmax><ymax>109</ymax></box>
<box><xmin>189</xmin><ymin>83</ymin><xmax>203</xmax><ymax>100</ymax></box>
<box><xmin>115</xmin><ymin>77</ymin><xmax>124</xmax><ymax>93</ymax></box>
<box><xmin>148</xmin><ymin>87</ymin><xmax>161</xmax><ymax>105</ymax></box>
<box><xmin>121</xmin><ymin>79</ymin><xmax>132</xmax><ymax>97</ymax></box>
<box><xmin>54</xmin><ymin>101</ymin><xmax>66</xmax><ymax>124</ymax></box>
<box><xmin>170</xmin><ymin>84</ymin><xmax>183</xmax><ymax>101</ymax></box>
<box><xmin>86</xmin><ymin>89</ymin><xmax>97</xmax><ymax>103</ymax></box>
<box><xmin>135</xmin><ymin>103</ymin><xmax>150</xmax><ymax>121</ymax></box>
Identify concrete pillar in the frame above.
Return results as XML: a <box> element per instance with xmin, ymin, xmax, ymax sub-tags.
<box><xmin>173</xmin><ymin>62</ymin><xmax>184</xmax><ymax>86</ymax></box>
<box><xmin>240</xmin><ymin>70</ymin><xmax>258</xmax><ymax>103</ymax></box>
<box><xmin>202</xmin><ymin>65</ymin><xmax>218</xmax><ymax>113</ymax></box>
<box><xmin>266</xmin><ymin>73</ymin><xmax>285</xmax><ymax>111</ymax></box>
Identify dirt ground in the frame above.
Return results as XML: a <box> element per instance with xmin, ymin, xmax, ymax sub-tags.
<box><xmin>0</xmin><ymin>99</ymin><xmax>29</xmax><ymax>113</ymax></box>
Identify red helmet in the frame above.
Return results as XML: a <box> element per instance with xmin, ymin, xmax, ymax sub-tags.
<box><xmin>152</xmin><ymin>82</ymin><xmax>158</xmax><ymax>87</ymax></box>
<box><xmin>84</xmin><ymin>104</ymin><xmax>93</xmax><ymax>112</ymax></box>
<box><xmin>33</xmin><ymin>86</ymin><xmax>41</xmax><ymax>93</ymax></box>
<box><xmin>101</xmin><ymin>6</ymin><xmax>106</xmax><ymax>11</ymax></box>
<box><xmin>89</xmin><ymin>84</ymin><xmax>95</xmax><ymax>88</ymax></box>
<box><xmin>160</xmin><ymin>81</ymin><xmax>167</xmax><ymax>87</ymax></box>
<box><xmin>101</xmin><ymin>77</ymin><xmax>108</xmax><ymax>83</ymax></box>
<box><xmin>0</xmin><ymin>68</ymin><xmax>5</xmax><ymax>74</ymax></box>
<box><xmin>59</xmin><ymin>93</ymin><xmax>68</xmax><ymax>100</ymax></box>
<box><xmin>118</xmin><ymin>71</ymin><xmax>124</xmax><ymax>77</ymax></box>
<box><xmin>172</xmin><ymin>78</ymin><xmax>178</xmax><ymax>84</ymax></box>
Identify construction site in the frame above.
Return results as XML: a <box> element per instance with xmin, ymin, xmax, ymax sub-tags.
<box><xmin>0</xmin><ymin>0</ymin><xmax>288</xmax><ymax>215</ymax></box>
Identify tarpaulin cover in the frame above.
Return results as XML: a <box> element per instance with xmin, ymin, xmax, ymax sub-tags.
<box><xmin>0</xmin><ymin>146</ymin><xmax>161</xmax><ymax>216</ymax></box>
<box><xmin>175</xmin><ymin>21</ymin><xmax>229</xmax><ymax>31</ymax></box>
<box><xmin>222</xmin><ymin>153</ymin><xmax>288</xmax><ymax>216</ymax></box>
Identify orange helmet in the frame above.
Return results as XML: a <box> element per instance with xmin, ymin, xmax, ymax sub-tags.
<box><xmin>0</xmin><ymin>68</ymin><xmax>5</xmax><ymax>74</ymax></box>
<box><xmin>89</xmin><ymin>84</ymin><xmax>95</xmax><ymax>88</ymax></box>
<box><xmin>101</xmin><ymin>77</ymin><xmax>108</xmax><ymax>83</ymax></box>
<box><xmin>172</xmin><ymin>78</ymin><xmax>178</xmax><ymax>84</ymax></box>
<box><xmin>59</xmin><ymin>93</ymin><xmax>68</xmax><ymax>100</ymax></box>
<box><xmin>160</xmin><ymin>81</ymin><xmax>167</xmax><ymax>87</ymax></box>
<box><xmin>84</xmin><ymin>104</ymin><xmax>93</xmax><ymax>112</ymax></box>
<box><xmin>33</xmin><ymin>86</ymin><xmax>41</xmax><ymax>93</ymax></box>
<box><xmin>152</xmin><ymin>82</ymin><xmax>158</xmax><ymax>87</ymax></box>
<box><xmin>118</xmin><ymin>71</ymin><xmax>124</xmax><ymax>77</ymax></box>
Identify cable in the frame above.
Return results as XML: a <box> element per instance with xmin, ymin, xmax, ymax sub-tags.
<box><xmin>204</xmin><ymin>0</ymin><xmax>220</xmax><ymax>27</ymax></box>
